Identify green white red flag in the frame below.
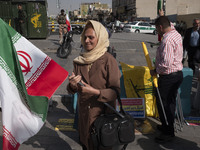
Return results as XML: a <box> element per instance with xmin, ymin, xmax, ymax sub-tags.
<box><xmin>66</xmin><ymin>10</ymin><xmax>71</xmax><ymax>31</ymax></box>
<box><xmin>0</xmin><ymin>18</ymin><xmax>68</xmax><ymax>150</ymax></box>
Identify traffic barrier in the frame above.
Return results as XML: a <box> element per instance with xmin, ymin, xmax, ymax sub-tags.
<box><xmin>9</xmin><ymin>19</ymin><xmax>11</xmax><ymax>26</ymax></box>
<box><xmin>51</xmin><ymin>21</ymin><xmax>55</xmax><ymax>32</ymax></box>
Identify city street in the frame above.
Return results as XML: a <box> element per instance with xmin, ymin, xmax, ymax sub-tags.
<box><xmin>31</xmin><ymin>32</ymin><xmax>159</xmax><ymax>96</ymax></box>
<box><xmin>1</xmin><ymin>31</ymin><xmax>200</xmax><ymax>150</ymax></box>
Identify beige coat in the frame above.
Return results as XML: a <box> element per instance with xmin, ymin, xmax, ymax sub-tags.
<box><xmin>67</xmin><ymin>52</ymin><xmax>121</xmax><ymax>150</ymax></box>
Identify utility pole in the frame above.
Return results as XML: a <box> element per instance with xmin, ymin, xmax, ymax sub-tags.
<box><xmin>56</xmin><ymin>0</ymin><xmax>60</xmax><ymax>10</ymax></box>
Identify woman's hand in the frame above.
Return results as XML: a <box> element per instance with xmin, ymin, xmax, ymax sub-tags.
<box><xmin>78</xmin><ymin>81</ymin><xmax>100</xmax><ymax>96</ymax></box>
<box><xmin>68</xmin><ymin>72</ymin><xmax>82</xmax><ymax>89</ymax></box>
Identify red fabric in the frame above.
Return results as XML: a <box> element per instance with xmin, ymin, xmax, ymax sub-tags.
<box><xmin>66</xmin><ymin>14</ymin><xmax>71</xmax><ymax>31</ymax></box>
<box><xmin>27</xmin><ymin>59</ymin><xmax>68</xmax><ymax>99</ymax></box>
<box><xmin>3</xmin><ymin>126</ymin><xmax>20</xmax><ymax>150</ymax></box>
<box><xmin>158</xmin><ymin>34</ymin><xmax>161</xmax><ymax>42</ymax></box>
<box><xmin>66</xmin><ymin>20</ymin><xmax>71</xmax><ymax>31</ymax></box>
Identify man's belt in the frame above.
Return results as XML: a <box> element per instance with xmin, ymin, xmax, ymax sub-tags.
<box><xmin>159</xmin><ymin>71</ymin><xmax>182</xmax><ymax>77</ymax></box>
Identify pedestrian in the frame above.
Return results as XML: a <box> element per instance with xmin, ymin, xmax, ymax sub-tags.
<box><xmin>17</xmin><ymin>4</ymin><xmax>27</xmax><ymax>37</ymax></box>
<box><xmin>67</xmin><ymin>20</ymin><xmax>121</xmax><ymax>150</ymax></box>
<box><xmin>114</xmin><ymin>18</ymin><xmax>121</xmax><ymax>32</ymax></box>
<box><xmin>180</xmin><ymin>20</ymin><xmax>184</xmax><ymax>36</ymax></box>
<box><xmin>150</xmin><ymin>16</ymin><xmax>183</xmax><ymax>143</ymax></box>
<box><xmin>183</xmin><ymin>18</ymin><xmax>200</xmax><ymax>72</ymax></box>
<box><xmin>57</xmin><ymin>9</ymin><xmax>68</xmax><ymax>44</ymax></box>
<box><xmin>182</xmin><ymin>21</ymin><xmax>187</xmax><ymax>36</ymax></box>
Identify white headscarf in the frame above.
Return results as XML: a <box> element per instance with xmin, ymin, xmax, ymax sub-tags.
<box><xmin>73</xmin><ymin>20</ymin><xmax>109</xmax><ymax>64</ymax></box>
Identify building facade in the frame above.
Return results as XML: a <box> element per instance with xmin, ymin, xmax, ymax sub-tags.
<box><xmin>80</xmin><ymin>2</ymin><xmax>111</xmax><ymax>22</ymax></box>
<box><xmin>112</xmin><ymin>0</ymin><xmax>200</xmax><ymax>26</ymax></box>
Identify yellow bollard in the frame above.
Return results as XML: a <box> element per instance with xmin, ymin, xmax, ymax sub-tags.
<box><xmin>51</xmin><ymin>21</ymin><xmax>55</xmax><ymax>32</ymax></box>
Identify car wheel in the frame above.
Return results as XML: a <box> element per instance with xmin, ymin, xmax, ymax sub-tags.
<box><xmin>135</xmin><ymin>29</ymin><xmax>140</xmax><ymax>33</ymax></box>
<box><xmin>153</xmin><ymin>30</ymin><xmax>157</xmax><ymax>35</ymax></box>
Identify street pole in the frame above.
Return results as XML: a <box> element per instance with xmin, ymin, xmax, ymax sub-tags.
<box><xmin>56</xmin><ymin>0</ymin><xmax>60</xmax><ymax>11</ymax></box>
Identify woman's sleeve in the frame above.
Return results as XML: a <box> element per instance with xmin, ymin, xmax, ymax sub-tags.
<box><xmin>66</xmin><ymin>63</ymin><xmax>78</xmax><ymax>94</ymax></box>
<box><xmin>97</xmin><ymin>57</ymin><xmax>121</xmax><ymax>103</ymax></box>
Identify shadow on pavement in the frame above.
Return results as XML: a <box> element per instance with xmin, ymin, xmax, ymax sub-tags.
<box><xmin>48</xmin><ymin>39</ymin><xmax>60</xmax><ymax>46</ymax></box>
<box><xmin>137</xmin><ymin>134</ymin><xmax>200</xmax><ymax>150</ymax></box>
<box><xmin>18</xmin><ymin>98</ymin><xmax>80</xmax><ymax>149</ymax></box>
<box><xmin>22</xmin><ymin>125</ymin><xmax>73</xmax><ymax>150</ymax></box>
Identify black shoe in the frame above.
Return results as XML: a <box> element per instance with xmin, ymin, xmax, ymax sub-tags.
<box><xmin>155</xmin><ymin>133</ymin><xmax>175</xmax><ymax>143</ymax></box>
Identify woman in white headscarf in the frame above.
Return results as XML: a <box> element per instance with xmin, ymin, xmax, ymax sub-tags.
<box><xmin>67</xmin><ymin>20</ymin><xmax>121</xmax><ymax>150</ymax></box>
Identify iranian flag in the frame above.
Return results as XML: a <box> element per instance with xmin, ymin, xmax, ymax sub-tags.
<box><xmin>0</xmin><ymin>19</ymin><xmax>68</xmax><ymax>150</ymax></box>
<box><xmin>66</xmin><ymin>10</ymin><xmax>71</xmax><ymax>31</ymax></box>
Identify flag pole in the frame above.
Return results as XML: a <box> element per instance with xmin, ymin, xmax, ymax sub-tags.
<box><xmin>142</xmin><ymin>42</ymin><xmax>168</xmax><ymax>125</ymax></box>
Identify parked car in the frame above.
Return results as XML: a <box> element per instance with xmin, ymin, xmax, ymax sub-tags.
<box><xmin>123</xmin><ymin>21</ymin><xmax>157</xmax><ymax>35</ymax></box>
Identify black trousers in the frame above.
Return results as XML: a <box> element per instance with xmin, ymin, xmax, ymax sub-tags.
<box><xmin>156</xmin><ymin>71</ymin><xmax>183</xmax><ymax>135</ymax></box>
<box><xmin>17</xmin><ymin>22</ymin><xmax>26</xmax><ymax>37</ymax></box>
<box><xmin>187</xmin><ymin>46</ymin><xmax>199</xmax><ymax>71</ymax></box>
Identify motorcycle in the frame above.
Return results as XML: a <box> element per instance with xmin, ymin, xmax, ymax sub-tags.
<box><xmin>113</xmin><ymin>26</ymin><xmax>123</xmax><ymax>33</ymax></box>
<box><xmin>57</xmin><ymin>31</ymin><xmax>73</xmax><ymax>58</ymax></box>
<box><xmin>71</xmin><ymin>24</ymin><xmax>83</xmax><ymax>34</ymax></box>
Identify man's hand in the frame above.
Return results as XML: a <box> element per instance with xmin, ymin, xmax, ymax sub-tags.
<box><xmin>159</xmin><ymin>9</ymin><xmax>164</xmax><ymax>16</ymax></box>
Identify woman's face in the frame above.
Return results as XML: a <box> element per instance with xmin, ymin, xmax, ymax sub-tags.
<box><xmin>83</xmin><ymin>27</ymin><xmax>98</xmax><ymax>51</ymax></box>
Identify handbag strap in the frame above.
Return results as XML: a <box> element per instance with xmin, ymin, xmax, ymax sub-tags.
<box><xmin>101</xmin><ymin>88</ymin><xmax>129</xmax><ymax>150</ymax></box>
<box><xmin>104</xmin><ymin>87</ymin><xmax>126</xmax><ymax>118</ymax></box>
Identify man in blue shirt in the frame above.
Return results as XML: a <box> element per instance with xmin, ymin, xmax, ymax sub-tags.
<box><xmin>183</xmin><ymin>18</ymin><xmax>200</xmax><ymax>72</ymax></box>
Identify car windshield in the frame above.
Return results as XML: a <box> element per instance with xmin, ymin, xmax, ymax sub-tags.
<box><xmin>131</xmin><ymin>21</ymin><xmax>138</xmax><ymax>25</ymax></box>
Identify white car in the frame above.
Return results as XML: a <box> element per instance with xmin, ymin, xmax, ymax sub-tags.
<box><xmin>123</xmin><ymin>21</ymin><xmax>157</xmax><ymax>35</ymax></box>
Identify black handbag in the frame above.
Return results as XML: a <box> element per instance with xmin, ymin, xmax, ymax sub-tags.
<box><xmin>91</xmin><ymin>89</ymin><xmax>135</xmax><ymax>150</ymax></box>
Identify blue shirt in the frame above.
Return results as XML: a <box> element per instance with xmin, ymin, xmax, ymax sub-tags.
<box><xmin>190</xmin><ymin>30</ymin><xmax>200</xmax><ymax>47</ymax></box>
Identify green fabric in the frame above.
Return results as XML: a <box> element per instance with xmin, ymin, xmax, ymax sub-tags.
<box><xmin>0</xmin><ymin>18</ymin><xmax>48</xmax><ymax>121</ymax></box>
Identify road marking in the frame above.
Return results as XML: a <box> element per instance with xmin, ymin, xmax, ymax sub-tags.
<box><xmin>55</xmin><ymin>118</ymin><xmax>76</xmax><ymax>131</ymax></box>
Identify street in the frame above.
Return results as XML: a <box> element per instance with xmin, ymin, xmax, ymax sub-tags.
<box><xmin>30</xmin><ymin>32</ymin><xmax>159</xmax><ymax>96</ymax></box>
<box><xmin>1</xmin><ymin>31</ymin><xmax>200</xmax><ymax>150</ymax></box>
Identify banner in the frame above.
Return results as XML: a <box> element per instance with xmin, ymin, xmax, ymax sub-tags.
<box><xmin>120</xmin><ymin>62</ymin><xmax>158</xmax><ymax>117</ymax></box>
<box><xmin>116</xmin><ymin>98</ymin><xmax>145</xmax><ymax>118</ymax></box>
<box><xmin>0</xmin><ymin>18</ymin><xmax>68</xmax><ymax>150</ymax></box>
